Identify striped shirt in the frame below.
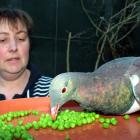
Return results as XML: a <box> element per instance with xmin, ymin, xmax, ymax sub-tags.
<box><xmin>31</xmin><ymin>76</ymin><xmax>52</xmax><ymax>97</ymax></box>
<box><xmin>0</xmin><ymin>64</ymin><xmax>53</xmax><ymax>100</ymax></box>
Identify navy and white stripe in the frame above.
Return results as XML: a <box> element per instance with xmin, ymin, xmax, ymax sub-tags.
<box><xmin>32</xmin><ymin>76</ymin><xmax>52</xmax><ymax>96</ymax></box>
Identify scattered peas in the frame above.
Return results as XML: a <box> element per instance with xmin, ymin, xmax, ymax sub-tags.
<box><xmin>52</xmin><ymin>122</ymin><xmax>58</xmax><ymax>129</ymax></box>
<box><xmin>18</xmin><ymin>119</ymin><xmax>23</xmax><ymax>125</ymax></box>
<box><xmin>136</xmin><ymin>117</ymin><xmax>140</xmax><ymax>123</ymax></box>
<box><xmin>95</xmin><ymin>114</ymin><xmax>100</xmax><ymax>119</ymax></box>
<box><xmin>110</xmin><ymin>118</ymin><xmax>118</xmax><ymax>125</ymax></box>
<box><xmin>65</xmin><ymin>133</ymin><xmax>71</xmax><ymax>140</ymax></box>
<box><xmin>58</xmin><ymin>124</ymin><xmax>64</xmax><ymax>131</ymax></box>
<box><xmin>32</xmin><ymin>110</ymin><xmax>39</xmax><ymax>116</ymax></box>
<box><xmin>99</xmin><ymin>117</ymin><xmax>105</xmax><ymax>123</ymax></box>
<box><xmin>0</xmin><ymin>109</ymin><xmax>136</xmax><ymax>139</ymax></box>
<box><xmin>123</xmin><ymin>114</ymin><xmax>130</xmax><ymax>120</ymax></box>
<box><xmin>102</xmin><ymin>123</ymin><xmax>110</xmax><ymax>129</ymax></box>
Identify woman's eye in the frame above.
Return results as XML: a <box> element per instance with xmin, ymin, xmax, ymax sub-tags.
<box><xmin>18</xmin><ymin>38</ymin><xmax>26</xmax><ymax>41</ymax></box>
<box><xmin>17</xmin><ymin>35</ymin><xmax>27</xmax><ymax>41</ymax></box>
<box><xmin>0</xmin><ymin>39</ymin><xmax>6</xmax><ymax>42</ymax></box>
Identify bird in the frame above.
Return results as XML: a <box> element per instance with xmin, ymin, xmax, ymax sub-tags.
<box><xmin>49</xmin><ymin>57</ymin><xmax>140</xmax><ymax>120</ymax></box>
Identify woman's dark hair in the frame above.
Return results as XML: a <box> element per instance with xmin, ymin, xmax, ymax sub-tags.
<box><xmin>0</xmin><ymin>8</ymin><xmax>33</xmax><ymax>34</ymax></box>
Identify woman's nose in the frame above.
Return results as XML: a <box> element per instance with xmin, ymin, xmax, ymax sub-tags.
<box><xmin>8</xmin><ymin>38</ymin><xmax>18</xmax><ymax>51</ymax></box>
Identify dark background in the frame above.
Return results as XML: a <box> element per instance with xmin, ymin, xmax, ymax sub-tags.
<box><xmin>0</xmin><ymin>0</ymin><xmax>140</xmax><ymax>77</ymax></box>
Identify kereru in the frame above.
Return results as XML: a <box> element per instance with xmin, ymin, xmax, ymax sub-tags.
<box><xmin>49</xmin><ymin>57</ymin><xmax>140</xmax><ymax>120</ymax></box>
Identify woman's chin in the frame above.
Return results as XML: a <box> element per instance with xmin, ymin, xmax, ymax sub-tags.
<box><xmin>4</xmin><ymin>67</ymin><xmax>25</xmax><ymax>76</ymax></box>
<box><xmin>7</xmin><ymin>68</ymin><xmax>22</xmax><ymax>74</ymax></box>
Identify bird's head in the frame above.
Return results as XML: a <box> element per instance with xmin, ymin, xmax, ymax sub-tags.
<box><xmin>49</xmin><ymin>73</ymin><xmax>77</xmax><ymax>120</ymax></box>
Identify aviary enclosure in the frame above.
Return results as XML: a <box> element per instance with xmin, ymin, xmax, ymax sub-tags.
<box><xmin>0</xmin><ymin>0</ymin><xmax>139</xmax><ymax>76</ymax></box>
<box><xmin>66</xmin><ymin>0</ymin><xmax>140</xmax><ymax>72</ymax></box>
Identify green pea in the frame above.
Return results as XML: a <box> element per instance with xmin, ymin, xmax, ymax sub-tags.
<box><xmin>105</xmin><ymin>118</ymin><xmax>110</xmax><ymax>124</ymax></box>
<box><xmin>95</xmin><ymin>114</ymin><xmax>100</xmax><ymax>119</ymax></box>
<box><xmin>70</xmin><ymin>122</ymin><xmax>76</xmax><ymax>128</ymax></box>
<box><xmin>80</xmin><ymin>112</ymin><xmax>85</xmax><ymax>118</ymax></box>
<box><xmin>41</xmin><ymin>122</ymin><xmax>47</xmax><ymax>128</ymax></box>
<box><xmin>87</xmin><ymin>118</ymin><xmax>93</xmax><ymax>124</ymax></box>
<box><xmin>110</xmin><ymin>118</ymin><xmax>118</xmax><ymax>125</ymax></box>
<box><xmin>64</xmin><ymin>122</ymin><xmax>70</xmax><ymax>129</ymax></box>
<box><xmin>77</xmin><ymin>120</ymin><xmax>82</xmax><ymax>126</ymax></box>
<box><xmin>64</xmin><ymin>109</ymin><xmax>70</xmax><ymax>113</ymax></box>
<box><xmin>52</xmin><ymin>123</ymin><xmax>58</xmax><ymax>129</ymax></box>
<box><xmin>82</xmin><ymin>119</ymin><xmax>87</xmax><ymax>125</ymax></box>
<box><xmin>99</xmin><ymin>117</ymin><xmax>105</xmax><ymax>123</ymax></box>
<box><xmin>58</xmin><ymin>124</ymin><xmax>64</xmax><ymax>131</ymax></box>
<box><xmin>136</xmin><ymin>117</ymin><xmax>140</xmax><ymax>123</ymax></box>
<box><xmin>47</xmin><ymin>120</ymin><xmax>53</xmax><ymax>127</ymax></box>
<box><xmin>102</xmin><ymin>123</ymin><xmax>110</xmax><ymax>129</ymax></box>
<box><xmin>4</xmin><ymin>136</ymin><xmax>13</xmax><ymax>140</ymax></box>
<box><xmin>20</xmin><ymin>111</ymin><xmax>25</xmax><ymax>117</ymax></box>
<box><xmin>123</xmin><ymin>114</ymin><xmax>130</xmax><ymax>120</ymax></box>
<box><xmin>62</xmin><ymin>115</ymin><xmax>68</xmax><ymax>121</ymax></box>
<box><xmin>65</xmin><ymin>133</ymin><xmax>70</xmax><ymax>140</ymax></box>
<box><xmin>91</xmin><ymin>117</ymin><xmax>95</xmax><ymax>122</ymax></box>
<box><xmin>10</xmin><ymin>128</ymin><xmax>15</xmax><ymax>134</ymax></box>
<box><xmin>18</xmin><ymin>119</ymin><xmax>23</xmax><ymax>125</ymax></box>
<box><xmin>32</xmin><ymin>121</ymin><xmax>40</xmax><ymax>130</ymax></box>
<box><xmin>7</xmin><ymin>117</ymin><xmax>12</xmax><ymax>121</ymax></box>
<box><xmin>14</xmin><ymin>132</ymin><xmax>21</xmax><ymax>138</ymax></box>
<box><xmin>32</xmin><ymin>110</ymin><xmax>39</xmax><ymax>116</ymax></box>
<box><xmin>91</xmin><ymin>112</ymin><xmax>96</xmax><ymax>116</ymax></box>
<box><xmin>21</xmin><ymin>132</ymin><xmax>34</xmax><ymax>140</ymax></box>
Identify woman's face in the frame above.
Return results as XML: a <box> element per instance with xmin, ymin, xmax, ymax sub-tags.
<box><xmin>0</xmin><ymin>20</ymin><xmax>30</xmax><ymax>77</ymax></box>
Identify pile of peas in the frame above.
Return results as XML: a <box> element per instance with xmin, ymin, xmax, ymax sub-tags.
<box><xmin>0</xmin><ymin>110</ymin><xmax>35</xmax><ymax>140</ymax></box>
<box><xmin>0</xmin><ymin>109</ymin><xmax>139</xmax><ymax>140</ymax></box>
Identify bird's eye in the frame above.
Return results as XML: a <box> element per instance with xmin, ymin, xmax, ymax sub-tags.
<box><xmin>61</xmin><ymin>87</ymin><xmax>67</xmax><ymax>93</ymax></box>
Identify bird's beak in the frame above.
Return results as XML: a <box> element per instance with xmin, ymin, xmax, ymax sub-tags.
<box><xmin>51</xmin><ymin>104</ymin><xmax>60</xmax><ymax>120</ymax></box>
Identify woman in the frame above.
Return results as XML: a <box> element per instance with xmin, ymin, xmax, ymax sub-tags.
<box><xmin>0</xmin><ymin>8</ymin><xmax>52</xmax><ymax>100</ymax></box>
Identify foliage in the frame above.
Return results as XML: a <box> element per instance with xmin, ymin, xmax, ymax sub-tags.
<box><xmin>80</xmin><ymin>0</ymin><xmax>140</xmax><ymax>70</ymax></box>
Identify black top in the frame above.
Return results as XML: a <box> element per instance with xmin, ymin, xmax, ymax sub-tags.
<box><xmin>0</xmin><ymin>64</ymin><xmax>52</xmax><ymax>100</ymax></box>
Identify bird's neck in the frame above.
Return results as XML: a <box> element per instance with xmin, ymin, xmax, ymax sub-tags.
<box><xmin>72</xmin><ymin>88</ymin><xmax>83</xmax><ymax>104</ymax></box>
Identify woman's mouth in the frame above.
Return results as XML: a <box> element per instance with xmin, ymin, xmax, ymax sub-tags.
<box><xmin>7</xmin><ymin>57</ymin><xmax>20</xmax><ymax>64</ymax></box>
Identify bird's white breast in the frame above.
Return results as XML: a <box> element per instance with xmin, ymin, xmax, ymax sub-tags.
<box><xmin>124</xmin><ymin>74</ymin><xmax>140</xmax><ymax>114</ymax></box>
<box><xmin>124</xmin><ymin>99</ymin><xmax>140</xmax><ymax>114</ymax></box>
